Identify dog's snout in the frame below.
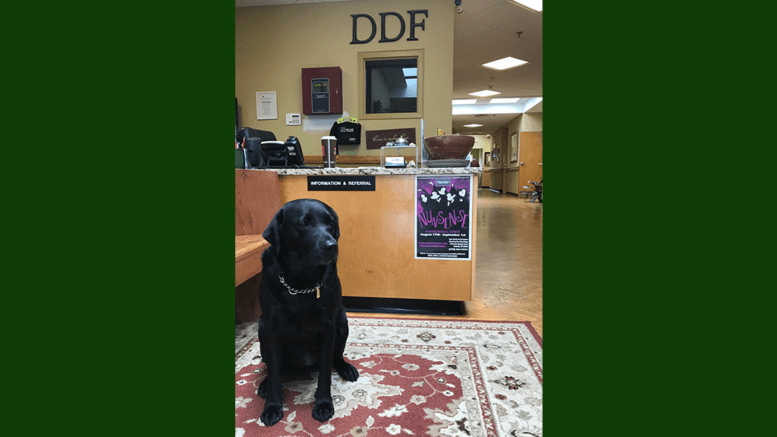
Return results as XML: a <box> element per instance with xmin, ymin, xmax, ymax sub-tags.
<box><xmin>324</xmin><ymin>239</ymin><xmax>338</xmax><ymax>252</ymax></box>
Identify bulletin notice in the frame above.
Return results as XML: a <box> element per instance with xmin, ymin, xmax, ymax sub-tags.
<box><xmin>415</xmin><ymin>175</ymin><xmax>472</xmax><ymax>260</ymax></box>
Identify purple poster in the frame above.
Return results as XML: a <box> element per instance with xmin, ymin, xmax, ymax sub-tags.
<box><xmin>415</xmin><ymin>175</ymin><xmax>472</xmax><ymax>260</ymax></box>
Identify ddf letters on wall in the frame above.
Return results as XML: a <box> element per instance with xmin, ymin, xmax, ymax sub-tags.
<box><xmin>415</xmin><ymin>175</ymin><xmax>472</xmax><ymax>260</ymax></box>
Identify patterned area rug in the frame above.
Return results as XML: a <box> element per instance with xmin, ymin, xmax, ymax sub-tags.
<box><xmin>235</xmin><ymin>317</ymin><xmax>543</xmax><ymax>437</ymax></box>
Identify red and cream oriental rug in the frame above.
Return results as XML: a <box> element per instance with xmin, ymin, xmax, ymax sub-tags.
<box><xmin>235</xmin><ymin>317</ymin><xmax>543</xmax><ymax>437</ymax></box>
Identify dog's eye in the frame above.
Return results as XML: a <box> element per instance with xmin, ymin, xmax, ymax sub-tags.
<box><xmin>299</xmin><ymin>220</ymin><xmax>308</xmax><ymax>226</ymax></box>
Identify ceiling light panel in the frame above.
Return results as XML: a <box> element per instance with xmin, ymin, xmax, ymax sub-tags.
<box><xmin>510</xmin><ymin>0</ymin><xmax>543</xmax><ymax>12</ymax></box>
<box><xmin>481</xmin><ymin>57</ymin><xmax>528</xmax><ymax>71</ymax></box>
<box><xmin>469</xmin><ymin>90</ymin><xmax>501</xmax><ymax>97</ymax></box>
<box><xmin>453</xmin><ymin>99</ymin><xmax>478</xmax><ymax>105</ymax></box>
<box><xmin>463</xmin><ymin>124</ymin><xmax>483</xmax><ymax>128</ymax></box>
<box><xmin>490</xmin><ymin>98</ymin><xmax>521</xmax><ymax>104</ymax></box>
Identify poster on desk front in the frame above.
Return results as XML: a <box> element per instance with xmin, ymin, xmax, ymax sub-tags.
<box><xmin>415</xmin><ymin>175</ymin><xmax>473</xmax><ymax>260</ymax></box>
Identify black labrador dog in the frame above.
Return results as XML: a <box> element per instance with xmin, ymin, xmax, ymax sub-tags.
<box><xmin>257</xmin><ymin>199</ymin><xmax>359</xmax><ymax>426</ymax></box>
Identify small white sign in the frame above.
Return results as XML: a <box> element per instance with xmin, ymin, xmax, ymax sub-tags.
<box><xmin>286</xmin><ymin>113</ymin><xmax>301</xmax><ymax>126</ymax></box>
<box><xmin>256</xmin><ymin>91</ymin><xmax>277</xmax><ymax>120</ymax></box>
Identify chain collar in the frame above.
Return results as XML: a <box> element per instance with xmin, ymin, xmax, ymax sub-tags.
<box><xmin>279</xmin><ymin>275</ymin><xmax>322</xmax><ymax>295</ymax></box>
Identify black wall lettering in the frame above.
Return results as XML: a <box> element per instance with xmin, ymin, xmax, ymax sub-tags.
<box><xmin>351</xmin><ymin>14</ymin><xmax>377</xmax><ymax>44</ymax></box>
<box><xmin>379</xmin><ymin>12</ymin><xmax>405</xmax><ymax>43</ymax></box>
<box><xmin>351</xmin><ymin>10</ymin><xmax>428</xmax><ymax>44</ymax></box>
<box><xmin>407</xmin><ymin>10</ymin><xmax>428</xmax><ymax>41</ymax></box>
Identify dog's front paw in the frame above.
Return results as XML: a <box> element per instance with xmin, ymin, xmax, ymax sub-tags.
<box><xmin>336</xmin><ymin>362</ymin><xmax>359</xmax><ymax>382</ymax></box>
<box><xmin>260</xmin><ymin>404</ymin><xmax>284</xmax><ymax>426</ymax></box>
<box><xmin>312</xmin><ymin>399</ymin><xmax>334</xmax><ymax>423</ymax></box>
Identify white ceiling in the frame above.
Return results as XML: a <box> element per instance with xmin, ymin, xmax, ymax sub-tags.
<box><xmin>236</xmin><ymin>0</ymin><xmax>542</xmax><ymax>135</ymax></box>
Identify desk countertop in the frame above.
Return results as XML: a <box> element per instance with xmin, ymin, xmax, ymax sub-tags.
<box><xmin>244</xmin><ymin>167</ymin><xmax>483</xmax><ymax>176</ymax></box>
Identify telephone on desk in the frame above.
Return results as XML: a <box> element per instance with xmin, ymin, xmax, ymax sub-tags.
<box><xmin>283</xmin><ymin>136</ymin><xmax>305</xmax><ymax>166</ymax></box>
<box><xmin>259</xmin><ymin>136</ymin><xmax>306</xmax><ymax>168</ymax></box>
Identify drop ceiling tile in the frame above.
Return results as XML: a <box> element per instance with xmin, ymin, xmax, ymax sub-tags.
<box><xmin>496</xmin><ymin>16</ymin><xmax>542</xmax><ymax>44</ymax></box>
<box><xmin>465</xmin><ymin>1</ymin><xmax>530</xmax><ymax>29</ymax></box>
<box><xmin>454</xmin><ymin>18</ymin><xmax>496</xmax><ymax>42</ymax></box>
<box><xmin>452</xmin><ymin>0</ymin><xmax>506</xmax><ymax>20</ymax></box>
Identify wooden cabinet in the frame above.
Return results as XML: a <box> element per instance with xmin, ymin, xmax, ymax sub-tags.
<box><xmin>481</xmin><ymin>171</ymin><xmax>492</xmax><ymax>187</ymax></box>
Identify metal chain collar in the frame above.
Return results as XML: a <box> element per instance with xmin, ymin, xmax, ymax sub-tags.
<box><xmin>279</xmin><ymin>275</ymin><xmax>322</xmax><ymax>295</ymax></box>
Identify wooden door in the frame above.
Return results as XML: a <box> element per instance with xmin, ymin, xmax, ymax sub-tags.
<box><xmin>518</xmin><ymin>132</ymin><xmax>543</xmax><ymax>189</ymax></box>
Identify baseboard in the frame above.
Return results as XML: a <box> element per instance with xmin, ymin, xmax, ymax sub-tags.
<box><xmin>343</xmin><ymin>296</ymin><xmax>464</xmax><ymax>316</ymax></box>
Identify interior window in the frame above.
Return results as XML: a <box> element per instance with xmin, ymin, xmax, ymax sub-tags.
<box><xmin>365</xmin><ymin>58</ymin><xmax>418</xmax><ymax>114</ymax></box>
<box><xmin>358</xmin><ymin>50</ymin><xmax>423</xmax><ymax>120</ymax></box>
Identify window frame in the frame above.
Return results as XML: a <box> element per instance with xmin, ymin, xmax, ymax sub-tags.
<box><xmin>358</xmin><ymin>49</ymin><xmax>424</xmax><ymax>120</ymax></box>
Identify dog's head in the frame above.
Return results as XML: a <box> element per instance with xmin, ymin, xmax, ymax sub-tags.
<box><xmin>262</xmin><ymin>199</ymin><xmax>340</xmax><ymax>267</ymax></box>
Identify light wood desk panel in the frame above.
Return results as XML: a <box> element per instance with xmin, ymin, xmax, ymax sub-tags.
<box><xmin>278</xmin><ymin>175</ymin><xmax>476</xmax><ymax>301</ymax></box>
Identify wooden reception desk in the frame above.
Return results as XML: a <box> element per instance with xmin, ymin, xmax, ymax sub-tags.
<box><xmin>247</xmin><ymin>167</ymin><xmax>481</xmax><ymax>302</ymax></box>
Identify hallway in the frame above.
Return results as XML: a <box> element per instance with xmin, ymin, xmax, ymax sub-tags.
<box><xmin>468</xmin><ymin>189</ymin><xmax>543</xmax><ymax>336</ymax></box>
<box><xmin>349</xmin><ymin>188</ymin><xmax>543</xmax><ymax>337</ymax></box>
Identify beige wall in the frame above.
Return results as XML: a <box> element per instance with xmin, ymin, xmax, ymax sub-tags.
<box><xmin>471</xmin><ymin>134</ymin><xmax>493</xmax><ymax>154</ymax></box>
<box><xmin>520</xmin><ymin>112</ymin><xmax>543</xmax><ymax>132</ymax></box>
<box><xmin>469</xmin><ymin>134</ymin><xmax>492</xmax><ymax>166</ymax></box>
<box><xmin>489</xmin><ymin>112</ymin><xmax>543</xmax><ymax>194</ymax></box>
<box><xmin>236</xmin><ymin>0</ymin><xmax>453</xmax><ymax>157</ymax></box>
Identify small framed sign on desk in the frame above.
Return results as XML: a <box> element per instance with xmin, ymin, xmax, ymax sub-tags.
<box><xmin>366</xmin><ymin>128</ymin><xmax>416</xmax><ymax>150</ymax></box>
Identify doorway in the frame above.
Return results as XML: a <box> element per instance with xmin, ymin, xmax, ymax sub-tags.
<box><xmin>519</xmin><ymin>132</ymin><xmax>543</xmax><ymax>190</ymax></box>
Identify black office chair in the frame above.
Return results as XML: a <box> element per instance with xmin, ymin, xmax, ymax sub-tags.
<box><xmin>236</xmin><ymin>127</ymin><xmax>276</xmax><ymax>145</ymax></box>
<box><xmin>243</xmin><ymin>138</ymin><xmax>264</xmax><ymax>167</ymax></box>
<box><xmin>236</xmin><ymin>127</ymin><xmax>276</xmax><ymax>168</ymax></box>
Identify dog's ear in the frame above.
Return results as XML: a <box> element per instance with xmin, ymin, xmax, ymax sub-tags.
<box><xmin>328</xmin><ymin>207</ymin><xmax>340</xmax><ymax>241</ymax></box>
<box><xmin>262</xmin><ymin>208</ymin><xmax>283</xmax><ymax>252</ymax></box>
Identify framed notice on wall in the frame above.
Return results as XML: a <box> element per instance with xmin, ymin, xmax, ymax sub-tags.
<box><xmin>415</xmin><ymin>175</ymin><xmax>473</xmax><ymax>260</ymax></box>
<box><xmin>510</xmin><ymin>132</ymin><xmax>519</xmax><ymax>163</ymax></box>
<box><xmin>256</xmin><ymin>91</ymin><xmax>278</xmax><ymax>120</ymax></box>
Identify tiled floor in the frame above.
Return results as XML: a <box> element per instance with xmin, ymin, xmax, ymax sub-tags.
<box><xmin>351</xmin><ymin>188</ymin><xmax>543</xmax><ymax>337</ymax></box>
